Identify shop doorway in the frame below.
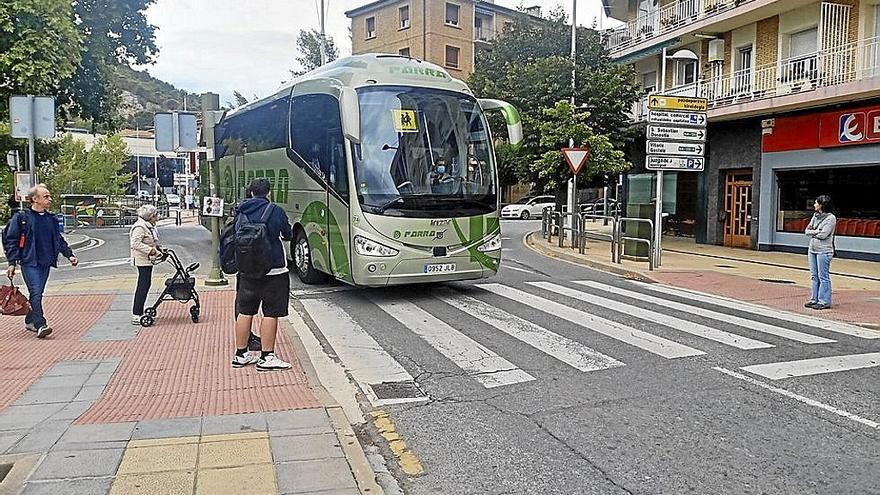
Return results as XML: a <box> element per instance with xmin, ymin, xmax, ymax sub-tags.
<box><xmin>723</xmin><ymin>170</ymin><xmax>753</xmax><ymax>248</ymax></box>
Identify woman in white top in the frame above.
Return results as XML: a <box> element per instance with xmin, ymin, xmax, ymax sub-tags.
<box><xmin>130</xmin><ymin>205</ymin><xmax>160</xmax><ymax>325</ymax></box>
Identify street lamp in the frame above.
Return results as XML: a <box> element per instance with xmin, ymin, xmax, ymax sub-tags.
<box><xmin>653</xmin><ymin>48</ymin><xmax>700</xmax><ymax>267</ymax></box>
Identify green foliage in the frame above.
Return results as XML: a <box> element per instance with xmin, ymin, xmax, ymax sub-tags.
<box><xmin>0</xmin><ymin>0</ymin><xmax>82</xmax><ymax>116</ymax></box>
<box><xmin>468</xmin><ymin>7</ymin><xmax>639</xmax><ymax>192</ymax></box>
<box><xmin>292</xmin><ymin>29</ymin><xmax>339</xmax><ymax>76</ymax></box>
<box><xmin>534</xmin><ymin>101</ymin><xmax>629</xmax><ymax>193</ymax></box>
<box><xmin>43</xmin><ymin>134</ymin><xmax>132</xmax><ymax>196</ymax></box>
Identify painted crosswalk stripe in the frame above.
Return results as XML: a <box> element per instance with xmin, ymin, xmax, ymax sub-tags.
<box><xmin>527</xmin><ymin>282</ymin><xmax>774</xmax><ymax>350</ymax></box>
<box><xmin>369</xmin><ymin>296</ymin><xmax>536</xmax><ymax>389</ymax></box>
<box><xmin>633</xmin><ymin>282</ymin><xmax>879</xmax><ymax>340</ymax></box>
<box><xmin>576</xmin><ymin>281</ymin><xmax>835</xmax><ymax>345</ymax></box>
<box><xmin>478</xmin><ymin>283</ymin><xmax>704</xmax><ymax>359</ymax></box>
<box><xmin>740</xmin><ymin>352</ymin><xmax>880</xmax><ymax>380</ymax></box>
<box><xmin>301</xmin><ymin>299</ymin><xmax>426</xmax><ymax>405</ymax></box>
<box><xmin>503</xmin><ymin>265</ymin><xmax>535</xmax><ymax>274</ymax></box>
<box><xmin>434</xmin><ymin>288</ymin><xmax>624</xmax><ymax>372</ymax></box>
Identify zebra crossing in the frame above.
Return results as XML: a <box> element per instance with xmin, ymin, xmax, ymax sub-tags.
<box><xmin>294</xmin><ymin>279</ymin><xmax>880</xmax><ymax>405</ymax></box>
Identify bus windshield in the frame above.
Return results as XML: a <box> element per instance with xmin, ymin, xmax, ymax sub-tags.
<box><xmin>353</xmin><ymin>86</ymin><xmax>497</xmax><ymax>217</ymax></box>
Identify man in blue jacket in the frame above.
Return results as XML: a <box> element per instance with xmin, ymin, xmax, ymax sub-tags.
<box><xmin>4</xmin><ymin>185</ymin><xmax>78</xmax><ymax>338</ymax></box>
<box><xmin>231</xmin><ymin>178</ymin><xmax>293</xmax><ymax>371</ymax></box>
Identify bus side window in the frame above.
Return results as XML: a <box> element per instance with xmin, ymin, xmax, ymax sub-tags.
<box><xmin>290</xmin><ymin>94</ymin><xmax>348</xmax><ymax>202</ymax></box>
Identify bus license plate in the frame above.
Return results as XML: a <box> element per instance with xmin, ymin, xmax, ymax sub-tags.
<box><xmin>424</xmin><ymin>263</ymin><xmax>456</xmax><ymax>274</ymax></box>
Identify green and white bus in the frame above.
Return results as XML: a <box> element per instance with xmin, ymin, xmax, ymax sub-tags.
<box><xmin>214</xmin><ymin>54</ymin><xmax>522</xmax><ymax>286</ymax></box>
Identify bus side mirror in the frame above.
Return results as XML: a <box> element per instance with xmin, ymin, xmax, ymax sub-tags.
<box><xmin>478</xmin><ymin>99</ymin><xmax>523</xmax><ymax>148</ymax></box>
<box><xmin>341</xmin><ymin>88</ymin><xmax>360</xmax><ymax>144</ymax></box>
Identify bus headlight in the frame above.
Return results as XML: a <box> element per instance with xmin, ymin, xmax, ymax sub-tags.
<box><xmin>477</xmin><ymin>233</ymin><xmax>502</xmax><ymax>252</ymax></box>
<box><xmin>355</xmin><ymin>236</ymin><xmax>399</xmax><ymax>257</ymax></box>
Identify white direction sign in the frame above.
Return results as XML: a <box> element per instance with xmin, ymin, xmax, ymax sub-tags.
<box><xmin>155</xmin><ymin>112</ymin><xmax>199</xmax><ymax>152</ymax></box>
<box><xmin>647</xmin><ymin>141</ymin><xmax>705</xmax><ymax>157</ymax></box>
<box><xmin>647</xmin><ymin>124</ymin><xmax>706</xmax><ymax>142</ymax></box>
<box><xmin>647</xmin><ymin>155</ymin><xmax>705</xmax><ymax>171</ymax></box>
<box><xmin>648</xmin><ymin>110</ymin><xmax>707</xmax><ymax>127</ymax></box>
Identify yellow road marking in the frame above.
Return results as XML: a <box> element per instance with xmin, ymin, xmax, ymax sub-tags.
<box><xmin>370</xmin><ymin>409</ymin><xmax>424</xmax><ymax>477</ymax></box>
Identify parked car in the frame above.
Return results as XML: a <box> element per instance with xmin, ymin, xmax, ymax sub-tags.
<box><xmin>501</xmin><ymin>195</ymin><xmax>556</xmax><ymax>220</ymax></box>
<box><xmin>580</xmin><ymin>198</ymin><xmax>619</xmax><ymax>217</ymax></box>
<box><xmin>136</xmin><ymin>190</ymin><xmax>152</xmax><ymax>201</ymax></box>
<box><xmin>165</xmin><ymin>193</ymin><xmax>181</xmax><ymax>207</ymax></box>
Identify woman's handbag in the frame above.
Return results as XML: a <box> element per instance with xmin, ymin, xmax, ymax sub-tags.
<box><xmin>0</xmin><ymin>277</ymin><xmax>31</xmax><ymax>316</ymax></box>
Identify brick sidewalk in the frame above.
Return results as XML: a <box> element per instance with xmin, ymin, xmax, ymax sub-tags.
<box><xmin>0</xmin><ymin>288</ymin><xmax>378</xmax><ymax>494</ymax></box>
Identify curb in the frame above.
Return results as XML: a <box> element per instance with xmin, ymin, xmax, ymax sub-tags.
<box><xmin>0</xmin><ymin>235</ymin><xmax>91</xmax><ymax>265</ymax></box>
<box><xmin>525</xmin><ymin>231</ymin><xmax>657</xmax><ymax>283</ymax></box>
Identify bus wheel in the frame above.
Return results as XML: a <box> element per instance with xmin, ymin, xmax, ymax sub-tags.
<box><xmin>293</xmin><ymin>230</ymin><xmax>325</xmax><ymax>284</ymax></box>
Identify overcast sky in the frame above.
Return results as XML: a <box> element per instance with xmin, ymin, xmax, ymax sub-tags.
<box><xmin>140</xmin><ymin>0</ymin><xmax>617</xmax><ymax>104</ymax></box>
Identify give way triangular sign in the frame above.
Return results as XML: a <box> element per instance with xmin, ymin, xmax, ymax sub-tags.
<box><xmin>562</xmin><ymin>147</ymin><xmax>591</xmax><ymax>176</ymax></box>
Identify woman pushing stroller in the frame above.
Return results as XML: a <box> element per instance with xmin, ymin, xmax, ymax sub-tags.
<box><xmin>130</xmin><ymin>205</ymin><xmax>161</xmax><ymax>325</ymax></box>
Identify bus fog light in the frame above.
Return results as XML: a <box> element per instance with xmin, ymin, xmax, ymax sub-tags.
<box><xmin>368</xmin><ymin>264</ymin><xmax>377</xmax><ymax>273</ymax></box>
<box><xmin>477</xmin><ymin>233</ymin><xmax>502</xmax><ymax>252</ymax></box>
<box><xmin>379</xmin><ymin>263</ymin><xmax>386</xmax><ymax>270</ymax></box>
<box><xmin>355</xmin><ymin>236</ymin><xmax>399</xmax><ymax>257</ymax></box>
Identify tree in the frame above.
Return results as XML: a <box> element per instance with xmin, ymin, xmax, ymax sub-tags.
<box><xmin>44</xmin><ymin>134</ymin><xmax>133</xmax><ymax>195</ymax></box>
<box><xmin>291</xmin><ymin>29</ymin><xmax>338</xmax><ymax>76</ymax></box>
<box><xmin>468</xmin><ymin>7</ymin><xmax>640</xmax><ymax>193</ymax></box>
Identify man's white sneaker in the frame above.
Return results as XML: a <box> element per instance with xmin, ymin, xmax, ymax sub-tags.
<box><xmin>132</xmin><ymin>315</ymin><xmax>142</xmax><ymax>326</ymax></box>
<box><xmin>232</xmin><ymin>352</ymin><xmax>259</xmax><ymax>368</ymax></box>
<box><xmin>25</xmin><ymin>322</ymin><xmax>37</xmax><ymax>332</ymax></box>
<box><xmin>36</xmin><ymin>326</ymin><xmax>52</xmax><ymax>339</ymax></box>
<box><xmin>256</xmin><ymin>354</ymin><xmax>291</xmax><ymax>372</ymax></box>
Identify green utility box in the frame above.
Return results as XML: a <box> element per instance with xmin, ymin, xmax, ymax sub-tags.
<box><xmin>623</xmin><ymin>203</ymin><xmax>653</xmax><ymax>258</ymax></box>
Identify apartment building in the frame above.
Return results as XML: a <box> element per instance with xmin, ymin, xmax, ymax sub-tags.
<box><xmin>346</xmin><ymin>0</ymin><xmax>541</xmax><ymax>79</ymax></box>
<box><xmin>605</xmin><ymin>0</ymin><xmax>880</xmax><ymax>260</ymax></box>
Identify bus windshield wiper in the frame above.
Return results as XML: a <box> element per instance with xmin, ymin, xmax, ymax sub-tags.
<box><xmin>374</xmin><ymin>197</ymin><xmax>405</xmax><ymax>213</ymax></box>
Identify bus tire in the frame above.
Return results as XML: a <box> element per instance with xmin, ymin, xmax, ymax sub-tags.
<box><xmin>293</xmin><ymin>229</ymin><xmax>326</xmax><ymax>284</ymax></box>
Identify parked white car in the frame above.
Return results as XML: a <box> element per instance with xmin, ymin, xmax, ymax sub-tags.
<box><xmin>501</xmin><ymin>195</ymin><xmax>555</xmax><ymax>220</ymax></box>
<box><xmin>165</xmin><ymin>193</ymin><xmax>181</xmax><ymax>207</ymax></box>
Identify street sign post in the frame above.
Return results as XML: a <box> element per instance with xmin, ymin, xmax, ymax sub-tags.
<box><xmin>648</xmin><ymin>110</ymin><xmax>707</xmax><ymax>126</ymax></box>
<box><xmin>647</xmin><ymin>156</ymin><xmax>705</xmax><ymax>170</ymax></box>
<box><xmin>154</xmin><ymin>112</ymin><xmax>199</xmax><ymax>152</ymax></box>
<box><xmin>647</xmin><ymin>125</ymin><xmax>706</xmax><ymax>142</ymax></box>
<box><xmin>9</xmin><ymin>96</ymin><xmax>56</xmax><ymax>186</ymax></box>
<box><xmin>562</xmin><ymin>148</ymin><xmax>591</xmax><ymax>223</ymax></box>
<box><xmin>647</xmin><ymin>141</ymin><xmax>705</xmax><ymax>157</ymax></box>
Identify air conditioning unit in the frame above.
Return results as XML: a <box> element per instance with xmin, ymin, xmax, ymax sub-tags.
<box><xmin>708</xmin><ymin>39</ymin><xmax>725</xmax><ymax>62</ymax></box>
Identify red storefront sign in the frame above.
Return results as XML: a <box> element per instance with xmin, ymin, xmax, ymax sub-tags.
<box><xmin>763</xmin><ymin>103</ymin><xmax>880</xmax><ymax>152</ymax></box>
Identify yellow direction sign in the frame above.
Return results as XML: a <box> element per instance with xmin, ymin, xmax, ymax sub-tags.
<box><xmin>648</xmin><ymin>95</ymin><xmax>708</xmax><ymax>112</ymax></box>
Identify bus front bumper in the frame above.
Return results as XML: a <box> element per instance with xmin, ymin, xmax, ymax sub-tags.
<box><xmin>353</xmin><ymin>255</ymin><xmax>499</xmax><ymax>287</ymax></box>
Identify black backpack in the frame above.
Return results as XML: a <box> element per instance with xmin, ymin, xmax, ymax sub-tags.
<box><xmin>222</xmin><ymin>204</ymin><xmax>275</xmax><ymax>278</ymax></box>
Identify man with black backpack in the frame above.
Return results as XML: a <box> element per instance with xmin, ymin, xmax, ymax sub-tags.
<box><xmin>226</xmin><ymin>178</ymin><xmax>293</xmax><ymax>371</ymax></box>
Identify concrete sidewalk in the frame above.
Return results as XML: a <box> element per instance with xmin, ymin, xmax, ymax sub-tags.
<box><xmin>0</xmin><ymin>282</ymin><xmax>382</xmax><ymax>494</ymax></box>
<box><xmin>527</xmin><ymin>229</ymin><xmax>880</xmax><ymax>329</ymax></box>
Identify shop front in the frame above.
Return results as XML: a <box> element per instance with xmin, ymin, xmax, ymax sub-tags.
<box><xmin>758</xmin><ymin>103</ymin><xmax>880</xmax><ymax>261</ymax></box>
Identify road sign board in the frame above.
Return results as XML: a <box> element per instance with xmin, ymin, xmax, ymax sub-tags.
<box><xmin>155</xmin><ymin>112</ymin><xmax>199</xmax><ymax>152</ymax></box>
<box><xmin>10</xmin><ymin>96</ymin><xmax>56</xmax><ymax>139</ymax></box>
<box><xmin>647</xmin><ymin>95</ymin><xmax>708</xmax><ymax>112</ymax></box>
<box><xmin>562</xmin><ymin>148</ymin><xmax>591</xmax><ymax>176</ymax></box>
<box><xmin>646</xmin><ymin>155</ymin><xmax>705</xmax><ymax>171</ymax></box>
<box><xmin>648</xmin><ymin>110</ymin><xmax>707</xmax><ymax>127</ymax></box>
<box><xmin>647</xmin><ymin>140</ymin><xmax>705</xmax><ymax>157</ymax></box>
<box><xmin>647</xmin><ymin>125</ymin><xmax>706</xmax><ymax>142</ymax></box>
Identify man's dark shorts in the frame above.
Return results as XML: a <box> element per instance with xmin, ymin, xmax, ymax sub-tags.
<box><xmin>235</xmin><ymin>273</ymin><xmax>290</xmax><ymax>318</ymax></box>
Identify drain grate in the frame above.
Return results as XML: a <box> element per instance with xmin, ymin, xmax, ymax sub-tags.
<box><xmin>759</xmin><ymin>278</ymin><xmax>796</xmax><ymax>284</ymax></box>
<box><xmin>369</xmin><ymin>381</ymin><xmax>426</xmax><ymax>400</ymax></box>
<box><xmin>0</xmin><ymin>463</ymin><xmax>13</xmax><ymax>483</ymax></box>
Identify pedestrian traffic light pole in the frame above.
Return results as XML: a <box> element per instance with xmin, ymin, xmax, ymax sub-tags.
<box><xmin>201</xmin><ymin>93</ymin><xmax>228</xmax><ymax>287</ymax></box>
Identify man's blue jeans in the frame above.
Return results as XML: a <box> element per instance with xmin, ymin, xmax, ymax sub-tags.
<box><xmin>808</xmin><ymin>252</ymin><xmax>833</xmax><ymax>306</ymax></box>
<box><xmin>21</xmin><ymin>264</ymin><xmax>51</xmax><ymax>328</ymax></box>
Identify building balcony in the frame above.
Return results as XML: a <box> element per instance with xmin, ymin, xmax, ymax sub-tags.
<box><xmin>605</xmin><ymin>0</ymin><xmax>814</xmax><ymax>59</ymax></box>
<box><xmin>474</xmin><ymin>27</ymin><xmax>499</xmax><ymax>44</ymax></box>
<box><xmin>630</xmin><ymin>36</ymin><xmax>880</xmax><ymax>122</ymax></box>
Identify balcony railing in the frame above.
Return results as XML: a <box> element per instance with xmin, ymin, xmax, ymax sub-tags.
<box><xmin>605</xmin><ymin>0</ymin><xmax>756</xmax><ymax>54</ymax></box>
<box><xmin>630</xmin><ymin>36</ymin><xmax>880</xmax><ymax>121</ymax></box>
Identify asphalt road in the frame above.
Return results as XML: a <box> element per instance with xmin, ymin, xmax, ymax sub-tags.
<box><xmin>68</xmin><ymin>220</ymin><xmax>880</xmax><ymax>494</ymax></box>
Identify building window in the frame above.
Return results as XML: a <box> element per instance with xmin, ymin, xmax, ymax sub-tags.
<box><xmin>776</xmin><ymin>167</ymin><xmax>880</xmax><ymax>238</ymax></box>
<box><xmin>445</xmin><ymin>45</ymin><xmax>460</xmax><ymax>69</ymax></box>
<box><xmin>641</xmin><ymin>71</ymin><xmax>657</xmax><ymax>94</ymax></box>
<box><xmin>446</xmin><ymin>3</ymin><xmax>460</xmax><ymax>26</ymax></box>
<box><xmin>733</xmin><ymin>45</ymin><xmax>752</xmax><ymax>93</ymax></box>
<box><xmin>365</xmin><ymin>17</ymin><xmax>376</xmax><ymax>39</ymax></box>
<box><xmin>675</xmin><ymin>59</ymin><xmax>697</xmax><ymax>86</ymax></box>
<box><xmin>782</xmin><ymin>27</ymin><xmax>818</xmax><ymax>82</ymax></box>
<box><xmin>399</xmin><ymin>5</ymin><xmax>410</xmax><ymax>29</ymax></box>
<box><xmin>399</xmin><ymin>47</ymin><xmax>411</xmax><ymax>57</ymax></box>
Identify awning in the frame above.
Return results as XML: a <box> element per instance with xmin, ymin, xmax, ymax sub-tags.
<box><xmin>614</xmin><ymin>38</ymin><xmax>681</xmax><ymax>65</ymax></box>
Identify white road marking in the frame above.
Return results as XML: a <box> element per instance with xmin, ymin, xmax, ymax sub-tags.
<box><xmin>434</xmin><ymin>288</ymin><xmax>624</xmax><ymax>372</ymax></box>
<box><xmin>528</xmin><ymin>282</ymin><xmax>774</xmax><ymax>350</ymax></box>
<box><xmin>503</xmin><ymin>265</ymin><xmax>535</xmax><ymax>274</ymax></box>
<box><xmin>60</xmin><ymin>257</ymin><xmax>131</xmax><ymax>270</ymax></box>
<box><xmin>369</xmin><ymin>296</ymin><xmax>536</xmax><ymax>389</ymax></box>
<box><xmin>301</xmin><ymin>299</ymin><xmax>427</xmax><ymax>406</ymax></box>
<box><xmin>577</xmin><ymin>281</ymin><xmax>835</xmax><ymax>345</ymax></box>
<box><xmin>740</xmin><ymin>352</ymin><xmax>880</xmax><ymax>380</ymax></box>
<box><xmin>71</xmin><ymin>238</ymin><xmax>105</xmax><ymax>253</ymax></box>
<box><xmin>634</xmin><ymin>282</ymin><xmax>880</xmax><ymax>340</ymax></box>
<box><xmin>714</xmin><ymin>367</ymin><xmax>879</xmax><ymax>430</ymax></box>
<box><xmin>478</xmin><ymin>284</ymin><xmax>704</xmax><ymax>359</ymax></box>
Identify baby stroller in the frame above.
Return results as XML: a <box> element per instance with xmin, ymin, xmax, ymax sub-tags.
<box><xmin>140</xmin><ymin>248</ymin><xmax>200</xmax><ymax>327</ymax></box>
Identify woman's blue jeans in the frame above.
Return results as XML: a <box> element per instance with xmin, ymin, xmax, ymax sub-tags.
<box><xmin>808</xmin><ymin>252</ymin><xmax>833</xmax><ymax>306</ymax></box>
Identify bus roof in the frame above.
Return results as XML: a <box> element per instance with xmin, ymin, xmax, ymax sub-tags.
<box><xmin>228</xmin><ymin>54</ymin><xmax>471</xmax><ymax>118</ymax></box>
